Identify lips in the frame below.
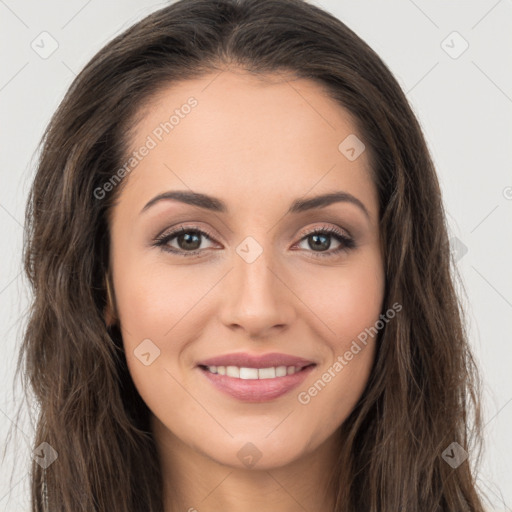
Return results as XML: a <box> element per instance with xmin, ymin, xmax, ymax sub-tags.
<box><xmin>196</xmin><ymin>351</ymin><xmax>317</xmax><ymax>402</ymax></box>
<box><xmin>197</xmin><ymin>352</ymin><xmax>315</xmax><ymax>370</ymax></box>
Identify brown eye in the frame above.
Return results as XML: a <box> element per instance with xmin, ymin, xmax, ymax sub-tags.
<box><xmin>153</xmin><ymin>226</ymin><xmax>217</xmax><ymax>256</ymax></box>
<box><xmin>173</xmin><ymin>230</ymin><xmax>202</xmax><ymax>251</ymax></box>
<box><xmin>295</xmin><ymin>226</ymin><xmax>356</xmax><ymax>258</ymax></box>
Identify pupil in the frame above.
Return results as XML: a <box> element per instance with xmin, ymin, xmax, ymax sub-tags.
<box><xmin>179</xmin><ymin>232</ymin><xmax>200</xmax><ymax>250</ymax></box>
<box><xmin>310</xmin><ymin>234</ymin><xmax>330</xmax><ymax>251</ymax></box>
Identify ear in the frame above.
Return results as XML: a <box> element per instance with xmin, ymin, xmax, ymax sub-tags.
<box><xmin>104</xmin><ymin>272</ymin><xmax>117</xmax><ymax>327</ymax></box>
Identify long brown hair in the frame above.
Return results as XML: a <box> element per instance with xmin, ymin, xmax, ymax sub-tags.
<box><xmin>13</xmin><ymin>0</ymin><xmax>488</xmax><ymax>510</ymax></box>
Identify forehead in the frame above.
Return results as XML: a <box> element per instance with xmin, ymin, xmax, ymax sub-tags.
<box><xmin>114</xmin><ymin>70</ymin><xmax>378</xmax><ymax>223</ymax></box>
<box><xmin>131</xmin><ymin>69</ymin><xmax>365</xmax><ymax>155</ymax></box>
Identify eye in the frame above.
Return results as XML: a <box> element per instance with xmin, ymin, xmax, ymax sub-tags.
<box><xmin>152</xmin><ymin>225</ymin><xmax>216</xmax><ymax>257</ymax></box>
<box><xmin>294</xmin><ymin>225</ymin><xmax>356</xmax><ymax>258</ymax></box>
<box><xmin>152</xmin><ymin>223</ymin><xmax>356</xmax><ymax>258</ymax></box>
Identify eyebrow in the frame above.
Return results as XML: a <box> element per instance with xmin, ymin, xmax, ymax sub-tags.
<box><xmin>140</xmin><ymin>190</ymin><xmax>370</xmax><ymax>220</ymax></box>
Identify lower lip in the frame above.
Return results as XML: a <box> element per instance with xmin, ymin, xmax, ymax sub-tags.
<box><xmin>198</xmin><ymin>365</ymin><xmax>316</xmax><ymax>402</ymax></box>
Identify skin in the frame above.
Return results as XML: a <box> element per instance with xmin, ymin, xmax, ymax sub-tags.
<box><xmin>106</xmin><ymin>69</ymin><xmax>385</xmax><ymax>512</ymax></box>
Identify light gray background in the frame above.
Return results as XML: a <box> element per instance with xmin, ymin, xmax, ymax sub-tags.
<box><xmin>1</xmin><ymin>0</ymin><xmax>511</xmax><ymax>510</ymax></box>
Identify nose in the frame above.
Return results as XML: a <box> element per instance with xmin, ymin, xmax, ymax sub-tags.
<box><xmin>218</xmin><ymin>246</ymin><xmax>297</xmax><ymax>339</ymax></box>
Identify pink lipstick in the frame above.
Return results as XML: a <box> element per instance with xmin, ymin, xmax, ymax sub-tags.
<box><xmin>197</xmin><ymin>352</ymin><xmax>316</xmax><ymax>402</ymax></box>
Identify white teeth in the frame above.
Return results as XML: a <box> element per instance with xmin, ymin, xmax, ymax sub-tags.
<box><xmin>275</xmin><ymin>366</ymin><xmax>287</xmax><ymax>377</ymax></box>
<box><xmin>226</xmin><ymin>366</ymin><xmax>239</xmax><ymax>378</ymax></box>
<box><xmin>204</xmin><ymin>364</ymin><xmax>302</xmax><ymax>379</ymax></box>
<box><xmin>240</xmin><ymin>367</ymin><xmax>259</xmax><ymax>379</ymax></box>
<box><xmin>258</xmin><ymin>367</ymin><xmax>276</xmax><ymax>379</ymax></box>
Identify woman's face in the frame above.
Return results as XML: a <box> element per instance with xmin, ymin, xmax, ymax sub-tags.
<box><xmin>107</xmin><ymin>70</ymin><xmax>385</xmax><ymax>470</ymax></box>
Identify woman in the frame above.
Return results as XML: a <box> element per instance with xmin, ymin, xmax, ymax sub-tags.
<box><xmin>16</xmin><ymin>0</ymin><xmax>488</xmax><ymax>510</ymax></box>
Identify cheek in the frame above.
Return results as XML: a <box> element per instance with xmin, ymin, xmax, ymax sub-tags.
<box><xmin>113</xmin><ymin>265</ymin><xmax>195</xmax><ymax>419</ymax></box>
<box><xmin>112</xmin><ymin>258</ymin><xmax>217</xmax><ymax>400</ymax></box>
<box><xmin>291</xmin><ymin>253</ymin><xmax>384</xmax><ymax>412</ymax></box>
<box><xmin>113</xmin><ymin>260</ymin><xmax>208</xmax><ymax>342</ymax></box>
<box><xmin>336</xmin><ymin>265</ymin><xmax>384</xmax><ymax>340</ymax></box>
<box><xmin>294</xmin><ymin>265</ymin><xmax>384</xmax><ymax>439</ymax></box>
<box><xmin>294</xmin><ymin>253</ymin><xmax>385</xmax><ymax>346</ymax></box>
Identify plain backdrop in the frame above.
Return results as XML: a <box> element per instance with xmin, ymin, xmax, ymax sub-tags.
<box><xmin>1</xmin><ymin>0</ymin><xmax>511</xmax><ymax>510</ymax></box>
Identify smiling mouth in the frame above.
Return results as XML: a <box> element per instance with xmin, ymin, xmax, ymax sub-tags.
<box><xmin>198</xmin><ymin>363</ymin><xmax>316</xmax><ymax>380</ymax></box>
<box><xmin>197</xmin><ymin>362</ymin><xmax>317</xmax><ymax>402</ymax></box>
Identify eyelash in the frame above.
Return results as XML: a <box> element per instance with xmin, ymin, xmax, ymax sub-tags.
<box><xmin>152</xmin><ymin>224</ymin><xmax>356</xmax><ymax>259</ymax></box>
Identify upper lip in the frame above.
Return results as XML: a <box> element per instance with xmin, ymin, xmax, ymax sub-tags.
<box><xmin>197</xmin><ymin>352</ymin><xmax>316</xmax><ymax>369</ymax></box>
